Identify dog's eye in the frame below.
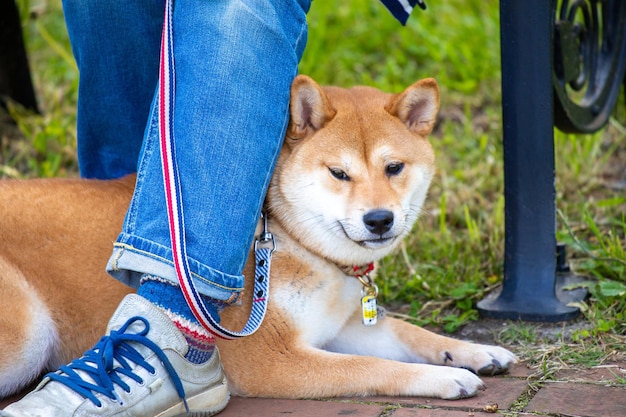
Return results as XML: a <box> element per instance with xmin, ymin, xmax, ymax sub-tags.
<box><xmin>386</xmin><ymin>162</ymin><xmax>404</xmax><ymax>176</ymax></box>
<box><xmin>329</xmin><ymin>168</ymin><xmax>350</xmax><ymax>181</ymax></box>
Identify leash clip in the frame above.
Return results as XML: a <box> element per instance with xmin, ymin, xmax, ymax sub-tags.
<box><xmin>255</xmin><ymin>211</ymin><xmax>276</xmax><ymax>254</ymax></box>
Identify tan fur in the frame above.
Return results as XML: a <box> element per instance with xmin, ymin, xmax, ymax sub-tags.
<box><xmin>0</xmin><ymin>177</ymin><xmax>134</xmax><ymax>397</ymax></box>
<box><xmin>0</xmin><ymin>75</ymin><xmax>515</xmax><ymax>401</ymax></box>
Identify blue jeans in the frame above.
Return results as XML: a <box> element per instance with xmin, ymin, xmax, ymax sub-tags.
<box><xmin>63</xmin><ymin>0</ymin><xmax>311</xmax><ymax>302</ymax></box>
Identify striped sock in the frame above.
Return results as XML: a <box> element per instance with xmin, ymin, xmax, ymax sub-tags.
<box><xmin>137</xmin><ymin>275</ymin><xmax>224</xmax><ymax>364</ymax></box>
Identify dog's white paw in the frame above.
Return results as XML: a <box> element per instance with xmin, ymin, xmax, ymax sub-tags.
<box><xmin>409</xmin><ymin>365</ymin><xmax>485</xmax><ymax>399</ymax></box>
<box><xmin>445</xmin><ymin>343</ymin><xmax>518</xmax><ymax>376</ymax></box>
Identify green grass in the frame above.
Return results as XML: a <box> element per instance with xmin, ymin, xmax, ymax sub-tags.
<box><xmin>3</xmin><ymin>0</ymin><xmax>78</xmax><ymax>178</ymax></box>
<box><xmin>3</xmin><ymin>0</ymin><xmax>625</xmax><ymax>376</ymax></box>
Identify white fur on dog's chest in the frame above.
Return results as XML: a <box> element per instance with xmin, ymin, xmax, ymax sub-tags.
<box><xmin>272</xmin><ymin>268</ymin><xmax>362</xmax><ymax>348</ymax></box>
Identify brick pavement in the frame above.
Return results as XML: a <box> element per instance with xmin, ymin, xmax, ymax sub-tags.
<box><xmin>219</xmin><ymin>363</ymin><xmax>626</xmax><ymax>417</ymax></box>
<box><xmin>2</xmin><ymin>363</ymin><xmax>625</xmax><ymax>416</ymax></box>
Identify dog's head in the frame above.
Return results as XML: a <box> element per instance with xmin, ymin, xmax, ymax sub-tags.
<box><xmin>267</xmin><ymin>75</ymin><xmax>439</xmax><ymax>266</ymax></box>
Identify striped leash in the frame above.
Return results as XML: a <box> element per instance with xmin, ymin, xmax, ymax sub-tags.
<box><xmin>157</xmin><ymin>0</ymin><xmax>273</xmax><ymax>339</ymax></box>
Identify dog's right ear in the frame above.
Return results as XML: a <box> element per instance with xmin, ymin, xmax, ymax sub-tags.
<box><xmin>287</xmin><ymin>75</ymin><xmax>337</xmax><ymax>141</ymax></box>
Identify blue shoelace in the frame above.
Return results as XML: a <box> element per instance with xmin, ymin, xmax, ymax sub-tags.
<box><xmin>45</xmin><ymin>316</ymin><xmax>189</xmax><ymax>410</ymax></box>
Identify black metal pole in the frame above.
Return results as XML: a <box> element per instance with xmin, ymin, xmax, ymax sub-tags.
<box><xmin>477</xmin><ymin>0</ymin><xmax>582</xmax><ymax>321</ymax></box>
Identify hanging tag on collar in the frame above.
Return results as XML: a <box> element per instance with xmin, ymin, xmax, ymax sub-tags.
<box><xmin>361</xmin><ymin>282</ymin><xmax>379</xmax><ymax>326</ymax></box>
<box><xmin>351</xmin><ymin>266</ymin><xmax>379</xmax><ymax>326</ymax></box>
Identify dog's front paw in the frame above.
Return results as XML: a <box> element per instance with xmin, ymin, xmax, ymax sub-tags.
<box><xmin>475</xmin><ymin>346</ymin><xmax>517</xmax><ymax>376</ymax></box>
<box><xmin>410</xmin><ymin>365</ymin><xmax>485</xmax><ymax>400</ymax></box>
<box><xmin>445</xmin><ymin>344</ymin><xmax>517</xmax><ymax>376</ymax></box>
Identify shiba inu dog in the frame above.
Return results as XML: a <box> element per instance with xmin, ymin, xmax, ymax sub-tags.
<box><xmin>0</xmin><ymin>75</ymin><xmax>516</xmax><ymax>403</ymax></box>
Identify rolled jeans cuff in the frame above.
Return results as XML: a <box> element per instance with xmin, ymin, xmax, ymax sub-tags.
<box><xmin>106</xmin><ymin>234</ymin><xmax>244</xmax><ymax>303</ymax></box>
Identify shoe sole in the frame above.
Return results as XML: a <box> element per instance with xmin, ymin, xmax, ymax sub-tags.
<box><xmin>156</xmin><ymin>383</ymin><xmax>230</xmax><ymax>417</ymax></box>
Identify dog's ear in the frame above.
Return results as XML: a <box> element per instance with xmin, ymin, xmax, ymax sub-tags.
<box><xmin>287</xmin><ymin>75</ymin><xmax>337</xmax><ymax>141</ymax></box>
<box><xmin>385</xmin><ymin>78</ymin><xmax>440</xmax><ymax>137</ymax></box>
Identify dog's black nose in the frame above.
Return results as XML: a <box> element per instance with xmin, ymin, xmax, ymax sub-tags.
<box><xmin>363</xmin><ymin>210</ymin><xmax>394</xmax><ymax>235</ymax></box>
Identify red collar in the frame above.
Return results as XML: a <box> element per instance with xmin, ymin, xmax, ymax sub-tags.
<box><xmin>340</xmin><ymin>262</ymin><xmax>375</xmax><ymax>278</ymax></box>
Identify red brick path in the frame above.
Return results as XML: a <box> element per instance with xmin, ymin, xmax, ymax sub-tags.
<box><xmin>2</xmin><ymin>363</ymin><xmax>625</xmax><ymax>416</ymax></box>
<box><xmin>219</xmin><ymin>363</ymin><xmax>626</xmax><ymax>417</ymax></box>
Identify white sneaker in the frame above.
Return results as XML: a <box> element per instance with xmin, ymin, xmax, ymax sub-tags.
<box><xmin>1</xmin><ymin>294</ymin><xmax>229</xmax><ymax>417</ymax></box>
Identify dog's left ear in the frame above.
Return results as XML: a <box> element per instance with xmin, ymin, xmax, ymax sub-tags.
<box><xmin>287</xmin><ymin>75</ymin><xmax>337</xmax><ymax>141</ymax></box>
<box><xmin>385</xmin><ymin>78</ymin><xmax>440</xmax><ymax>137</ymax></box>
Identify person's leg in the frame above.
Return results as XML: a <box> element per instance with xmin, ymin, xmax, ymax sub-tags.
<box><xmin>62</xmin><ymin>1</ymin><xmax>162</xmax><ymax>179</ymax></box>
<box><xmin>109</xmin><ymin>0</ymin><xmax>311</xmax><ymax>302</ymax></box>
<box><xmin>63</xmin><ymin>0</ymin><xmax>222</xmax><ymax>362</ymax></box>
<box><xmin>1</xmin><ymin>0</ymin><xmax>310</xmax><ymax>415</ymax></box>
<box><xmin>107</xmin><ymin>0</ymin><xmax>311</xmax><ymax>356</ymax></box>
